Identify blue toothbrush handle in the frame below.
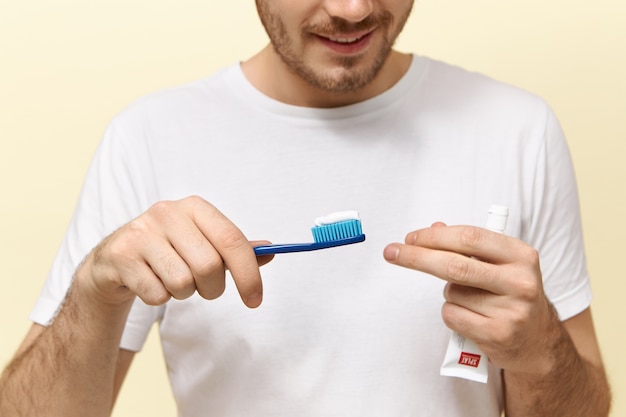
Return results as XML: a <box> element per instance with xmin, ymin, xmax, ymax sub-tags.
<box><xmin>253</xmin><ymin>234</ymin><xmax>365</xmax><ymax>255</ymax></box>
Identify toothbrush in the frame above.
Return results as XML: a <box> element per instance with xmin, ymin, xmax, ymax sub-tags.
<box><xmin>253</xmin><ymin>211</ymin><xmax>366</xmax><ymax>255</ymax></box>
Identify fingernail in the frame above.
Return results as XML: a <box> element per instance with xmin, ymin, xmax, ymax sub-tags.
<box><xmin>383</xmin><ymin>245</ymin><xmax>400</xmax><ymax>261</ymax></box>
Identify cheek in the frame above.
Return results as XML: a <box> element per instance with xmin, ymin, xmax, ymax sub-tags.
<box><xmin>388</xmin><ymin>0</ymin><xmax>414</xmax><ymax>30</ymax></box>
<box><xmin>258</xmin><ymin>2</ymin><xmax>306</xmax><ymax>44</ymax></box>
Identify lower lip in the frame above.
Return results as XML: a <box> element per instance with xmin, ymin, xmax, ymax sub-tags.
<box><xmin>316</xmin><ymin>31</ymin><xmax>374</xmax><ymax>55</ymax></box>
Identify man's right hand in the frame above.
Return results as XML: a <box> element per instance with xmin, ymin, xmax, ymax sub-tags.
<box><xmin>79</xmin><ymin>195</ymin><xmax>273</xmax><ymax>309</ymax></box>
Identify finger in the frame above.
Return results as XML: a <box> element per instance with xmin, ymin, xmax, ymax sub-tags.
<box><xmin>188</xmin><ymin>244</ymin><xmax>227</xmax><ymax>301</ymax></box>
<box><xmin>134</xmin><ymin>201</ymin><xmax>228</xmax><ymax>301</ymax></box>
<box><xmin>443</xmin><ymin>282</ymin><xmax>500</xmax><ymax>316</ymax></box>
<box><xmin>118</xmin><ymin>259</ymin><xmax>173</xmax><ymax>306</ymax></box>
<box><xmin>142</xmin><ymin>239</ymin><xmax>197</xmax><ymax>300</ymax></box>
<box><xmin>250</xmin><ymin>241</ymin><xmax>275</xmax><ymax>267</ymax></box>
<box><xmin>162</xmin><ymin>213</ymin><xmax>229</xmax><ymax>300</ymax></box>
<box><xmin>406</xmin><ymin>225</ymin><xmax>517</xmax><ymax>264</ymax></box>
<box><xmin>137</xmin><ymin>205</ymin><xmax>206</xmax><ymax>300</ymax></box>
<box><xmin>440</xmin><ymin>301</ymin><xmax>491</xmax><ymax>343</ymax></box>
<box><xmin>189</xmin><ymin>199</ymin><xmax>265</xmax><ymax>308</ymax></box>
<box><xmin>189</xmin><ymin>241</ymin><xmax>274</xmax><ymax>301</ymax></box>
<box><xmin>93</xmin><ymin>225</ymin><xmax>174</xmax><ymax>305</ymax></box>
<box><xmin>383</xmin><ymin>243</ymin><xmax>508</xmax><ymax>294</ymax></box>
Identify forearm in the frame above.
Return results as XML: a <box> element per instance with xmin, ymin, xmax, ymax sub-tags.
<box><xmin>0</xmin><ymin>272</ymin><xmax>133</xmax><ymax>417</ymax></box>
<box><xmin>503</xmin><ymin>317</ymin><xmax>611</xmax><ymax>417</ymax></box>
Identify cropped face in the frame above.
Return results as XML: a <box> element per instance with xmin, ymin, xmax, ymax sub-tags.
<box><xmin>256</xmin><ymin>0</ymin><xmax>414</xmax><ymax>93</ymax></box>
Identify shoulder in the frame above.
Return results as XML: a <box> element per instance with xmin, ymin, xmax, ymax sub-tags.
<box><xmin>110</xmin><ymin>64</ymin><xmax>242</xmax><ymax>129</ymax></box>
<box><xmin>417</xmin><ymin>56</ymin><xmax>553</xmax><ymax>125</ymax></box>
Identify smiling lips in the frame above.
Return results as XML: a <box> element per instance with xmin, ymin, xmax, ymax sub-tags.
<box><xmin>316</xmin><ymin>30</ymin><xmax>375</xmax><ymax>54</ymax></box>
<box><xmin>329</xmin><ymin>35</ymin><xmax>365</xmax><ymax>43</ymax></box>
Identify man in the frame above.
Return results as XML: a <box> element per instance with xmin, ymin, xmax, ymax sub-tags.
<box><xmin>0</xmin><ymin>1</ymin><xmax>611</xmax><ymax>416</ymax></box>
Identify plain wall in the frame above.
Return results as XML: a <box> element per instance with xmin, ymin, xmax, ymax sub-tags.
<box><xmin>1</xmin><ymin>1</ymin><xmax>624</xmax><ymax>415</ymax></box>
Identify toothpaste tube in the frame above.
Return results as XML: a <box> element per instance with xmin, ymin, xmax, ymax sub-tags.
<box><xmin>440</xmin><ymin>204</ymin><xmax>509</xmax><ymax>383</ymax></box>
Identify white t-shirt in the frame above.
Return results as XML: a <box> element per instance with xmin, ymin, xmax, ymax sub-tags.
<box><xmin>31</xmin><ymin>55</ymin><xmax>592</xmax><ymax>417</ymax></box>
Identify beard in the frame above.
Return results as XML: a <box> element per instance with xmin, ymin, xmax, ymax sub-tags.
<box><xmin>256</xmin><ymin>2</ymin><xmax>413</xmax><ymax>94</ymax></box>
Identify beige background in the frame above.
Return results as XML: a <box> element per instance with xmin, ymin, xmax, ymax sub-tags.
<box><xmin>1</xmin><ymin>1</ymin><xmax>624</xmax><ymax>415</ymax></box>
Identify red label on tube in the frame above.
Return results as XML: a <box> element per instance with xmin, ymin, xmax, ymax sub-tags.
<box><xmin>458</xmin><ymin>352</ymin><xmax>481</xmax><ymax>368</ymax></box>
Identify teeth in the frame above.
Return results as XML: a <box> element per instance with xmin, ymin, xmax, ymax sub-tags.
<box><xmin>329</xmin><ymin>36</ymin><xmax>361</xmax><ymax>43</ymax></box>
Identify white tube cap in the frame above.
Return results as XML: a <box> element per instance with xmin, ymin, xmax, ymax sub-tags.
<box><xmin>486</xmin><ymin>205</ymin><xmax>509</xmax><ymax>233</ymax></box>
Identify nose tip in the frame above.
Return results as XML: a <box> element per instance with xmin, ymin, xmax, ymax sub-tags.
<box><xmin>324</xmin><ymin>0</ymin><xmax>374</xmax><ymax>23</ymax></box>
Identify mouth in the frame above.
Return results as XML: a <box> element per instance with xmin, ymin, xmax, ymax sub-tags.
<box><xmin>315</xmin><ymin>30</ymin><xmax>375</xmax><ymax>54</ymax></box>
<box><xmin>328</xmin><ymin>34</ymin><xmax>366</xmax><ymax>43</ymax></box>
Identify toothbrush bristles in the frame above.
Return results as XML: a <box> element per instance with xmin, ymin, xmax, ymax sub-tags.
<box><xmin>312</xmin><ymin>219</ymin><xmax>363</xmax><ymax>243</ymax></box>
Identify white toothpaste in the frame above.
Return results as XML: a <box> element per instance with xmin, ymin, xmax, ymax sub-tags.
<box><xmin>314</xmin><ymin>210</ymin><xmax>360</xmax><ymax>226</ymax></box>
<box><xmin>440</xmin><ymin>204</ymin><xmax>509</xmax><ymax>383</ymax></box>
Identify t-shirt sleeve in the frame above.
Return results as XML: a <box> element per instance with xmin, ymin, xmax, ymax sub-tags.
<box><xmin>524</xmin><ymin>106</ymin><xmax>592</xmax><ymax>321</ymax></box>
<box><xmin>29</xmin><ymin>116</ymin><xmax>163</xmax><ymax>351</ymax></box>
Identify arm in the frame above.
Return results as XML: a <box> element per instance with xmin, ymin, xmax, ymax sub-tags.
<box><xmin>113</xmin><ymin>349</ymin><xmax>136</xmax><ymax>406</ymax></box>
<box><xmin>383</xmin><ymin>224</ymin><xmax>611</xmax><ymax>417</ymax></box>
<box><xmin>0</xmin><ymin>196</ymin><xmax>272</xmax><ymax>416</ymax></box>
<box><xmin>0</xmin><ymin>286</ymin><xmax>135</xmax><ymax>416</ymax></box>
<box><xmin>503</xmin><ymin>308</ymin><xmax>610</xmax><ymax>416</ymax></box>
<box><xmin>2</xmin><ymin>314</ymin><xmax>136</xmax><ymax>415</ymax></box>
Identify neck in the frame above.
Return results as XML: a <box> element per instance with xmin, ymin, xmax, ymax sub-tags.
<box><xmin>241</xmin><ymin>45</ymin><xmax>411</xmax><ymax>108</ymax></box>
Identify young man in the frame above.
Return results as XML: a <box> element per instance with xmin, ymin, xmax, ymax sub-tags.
<box><xmin>0</xmin><ymin>1</ymin><xmax>611</xmax><ymax>416</ymax></box>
